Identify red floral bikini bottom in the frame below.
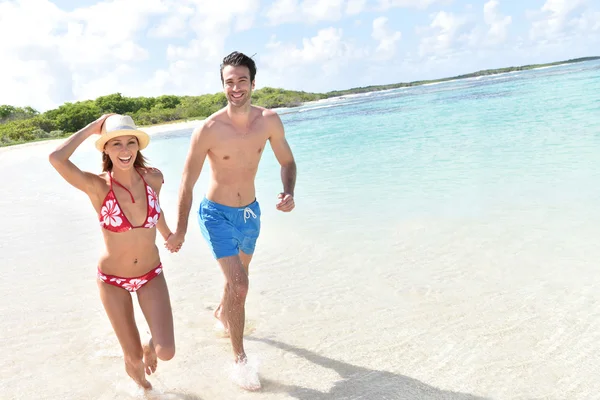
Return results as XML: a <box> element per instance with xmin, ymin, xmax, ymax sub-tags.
<box><xmin>97</xmin><ymin>263</ymin><xmax>163</xmax><ymax>292</ymax></box>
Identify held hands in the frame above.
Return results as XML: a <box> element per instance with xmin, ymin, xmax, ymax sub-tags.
<box><xmin>165</xmin><ymin>231</ymin><xmax>184</xmax><ymax>253</ymax></box>
<box><xmin>276</xmin><ymin>192</ymin><xmax>295</xmax><ymax>212</ymax></box>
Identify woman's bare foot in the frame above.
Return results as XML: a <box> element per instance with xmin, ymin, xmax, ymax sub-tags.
<box><xmin>143</xmin><ymin>340</ymin><xmax>158</xmax><ymax>375</ymax></box>
<box><xmin>125</xmin><ymin>357</ymin><xmax>152</xmax><ymax>390</ymax></box>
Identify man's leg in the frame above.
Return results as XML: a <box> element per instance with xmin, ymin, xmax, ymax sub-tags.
<box><xmin>216</xmin><ymin>254</ymin><xmax>249</xmax><ymax>362</ymax></box>
<box><xmin>215</xmin><ymin>250</ymin><xmax>253</xmax><ymax>330</ymax></box>
<box><xmin>217</xmin><ymin>253</ymin><xmax>261</xmax><ymax>391</ymax></box>
<box><xmin>239</xmin><ymin>251</ymin><xmax>254</xmax><ymax>275</ymax></box>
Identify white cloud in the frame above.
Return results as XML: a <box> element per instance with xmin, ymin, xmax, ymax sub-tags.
<box><xmin>266</xmin><ymin>0</ymin><xmax>359</xmax><ymax>25</ymax></box>
<box><xmin>265</xmin><ymin>0</ymin><xmax>447</xmax><ymax>24</ymax></box>
<box><xmin>0</xmin><ymin>0</ymin><xmax>262</xmax><ymax>111</ymax></box>
<box><xmin>529</xmin><ymin>0</ymin><xmax>587</xmax><ymax>41</ymax></box>
<box><xmin>378</xmin><ymin>0</ymin><xmax>449</xmax><ymax>10</ymax></box>
<box><xmin>346</xmin><ymin>0</ymin><xmax>367</xmax><ymax>15</ymax></box>
<box><xmin>417</xmin><ymin>2</ymin><xmax>512</xmax><ymax>60</ymax></box>
<box><xmin>569</xmin><ymin>9</ymin><xmax>600</xmax><ymax>33</ymax></box>
<box><xmin>266</xmin><ymin>0</ymin><xmax>298</xmax><ymax>24</ymax></box>
<box><xmin>418</xmin><ymin>11</ymin><xmax>471</xmax><ymax>58</ymax></box>
<box><xmin>151</xmin><ymin>0</ymin><xmax>261</xmax><ymax>96</ymax></box>
<box><xmin>483</xmin><ymin>0</ymin><xmax>512</xmax><ymax>45</ymax></box>
<box><xmin>263</xmin><ymin>27</ymin><xmax>361</xmax><ymax>69</ymax></box>
<box><xmin>304</xmin><ymin>0</ymin><xmax>346</xmax><ymax>22</ymax></box>
<box><xmin>149</xmin><ymin>5</ymin><xmax>195</xmax><ymax>38</ymax></box>
<box><xmin>371</xmin><ymin>17</ymin><xmax>402</xmax><ymax>60</ymax></box>
<box><xmin>260</xmin><ymin>27</ymin><xmax>367</xmax><ymax>91</ymax></box>
<box><xmin>0</xmin><ymin>0</ymin><xmax>167</xmax><ymax>110</ymax></box>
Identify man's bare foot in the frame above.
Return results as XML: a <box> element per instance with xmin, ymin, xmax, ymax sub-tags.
<box><xmin>231</xmin><ymin>357</ymin><xmax>261</xmax><ymax>391</ymax></box>
<box><xmin>214</xmin><ymin>304</ymin><xmax>230</xmax><ymax>338</ymax></box>
<box><xmin>125</xmin><ymin>358</ymin><xmax>152</xmax><ymax>390</ymax></box>
<box><xmin>143</xmin><ymin>341</ymin><xmax>158</xmax><ymax>375</ymax></box>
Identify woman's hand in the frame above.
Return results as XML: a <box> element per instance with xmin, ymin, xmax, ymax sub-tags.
<box><xmin>82</xmin><ymin>113</ymin><xmax>115</xmax><ymax>136</ymax></box>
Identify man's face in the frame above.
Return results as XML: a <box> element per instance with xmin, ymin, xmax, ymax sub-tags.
<box><xmin>222</xmin><ymin>65</ymin><xmax>254</xmax><ymax>108</ymax></box>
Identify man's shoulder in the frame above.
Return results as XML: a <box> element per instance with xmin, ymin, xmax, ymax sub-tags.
<box><xmin>197</xmin><ymin>109</ymin><xmax>229</xmax><ymax>131</ymax></box>
<box><xmin>192</xmin><ymin>115</ymin><xmax>219</xmax><ymax>137</ymax></box>
<box><xmin>254</xmin><ymin>105</ymin><xmax>279</xmax><ymax>119</ymax></box>
<box><xmin>253</xmin><ymin>106</ymin><xmax>281</xmax><ymax>128</ymax></box>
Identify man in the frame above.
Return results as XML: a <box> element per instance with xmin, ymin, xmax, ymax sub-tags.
<box><xmin>166</xmin><ymin>51</ymin><xmax>297</xmax><ymax>390</ymax></box>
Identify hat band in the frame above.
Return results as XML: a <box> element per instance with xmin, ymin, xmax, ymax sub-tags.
<box><xmin>107</xmin><ymin>125</ymin><xmax>137</xmax><ymax>131</ymax></box>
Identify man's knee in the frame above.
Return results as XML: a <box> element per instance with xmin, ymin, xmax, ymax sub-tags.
<box><xmin>230</xmin><ymin>273</ymin><xmax>249</xmax><ymax>300</ymax></box>
<box><xmin>230</xmin><ymin>261</ymin><xmax>250</xmax><ymax>299</ymax></box>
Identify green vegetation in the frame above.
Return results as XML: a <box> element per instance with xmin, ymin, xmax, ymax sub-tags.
<box><xmin>1</xmin><ymin>56</ymin><xmax>598</xmax><ymax>147</ymax></box>
<box><xmin>0</xmin><ymin>89</ymin><xmax>328</xmax><ymax>147</ymax></box>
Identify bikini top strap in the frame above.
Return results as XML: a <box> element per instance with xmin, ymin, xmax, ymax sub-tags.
<box><xmin>110</xmin><ymin>172</ymin><xmax>136</xmax><ymax>203</ymax></box>
<box><xmin>136</xmin><ymin>168</ymin><xmax>149</xmax><ymax>187</ymax></box>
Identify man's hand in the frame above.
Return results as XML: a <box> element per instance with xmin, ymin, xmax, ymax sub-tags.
<box><xmin>165</xmin><ymin>231</ymin><xmax>185</xmax><ymax>253</ymax></box>
<box><xmin>276</xmin><ymin>192</ymin><xmax>295</xmax><ymax>212</ymax></box>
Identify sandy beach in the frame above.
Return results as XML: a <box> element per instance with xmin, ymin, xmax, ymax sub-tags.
<box><xmin>2</xmin><ymin>61</ymin><xmax>600</xmax><ymax>400</ymax></box>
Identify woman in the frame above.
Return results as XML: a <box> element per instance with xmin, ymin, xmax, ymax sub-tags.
<box><xmin>49</xmin><ymin>113</ymin><xmax>180</xmax><ymax>390</ymax></box>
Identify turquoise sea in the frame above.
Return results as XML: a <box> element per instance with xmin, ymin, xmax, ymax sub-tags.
<box><xmin>2</xmin><ymin>59</ymin><xmax>600</xmax><ymax>399</ymax></box>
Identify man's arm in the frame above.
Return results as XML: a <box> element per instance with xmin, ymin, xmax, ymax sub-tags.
<box><xmin>166</xmin><ymin>123</ymin><xmax>211</xmax><ymax>251</ymax></box>
<box><xmin>267</xmin><ymin>111</ymin><xmax>296</xmax><ymax>211</ymax></box>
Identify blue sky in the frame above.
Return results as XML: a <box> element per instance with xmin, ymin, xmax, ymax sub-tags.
<box><xmin>0</xmin><ymin>0</ymin><xmax>598</xmax><ymax>111</ymax></box>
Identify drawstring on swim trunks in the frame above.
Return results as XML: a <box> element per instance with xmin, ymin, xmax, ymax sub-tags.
<box><xmin>243</xmin><ymin>207</ymin><xmax>257</xmax><ymax>223</ymax></box>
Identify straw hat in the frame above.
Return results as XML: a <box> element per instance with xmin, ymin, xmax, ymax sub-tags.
<box><xmin>95</xmin><ymin>114</ymin><xmax>150</xmax><ymax>152</ymax></box>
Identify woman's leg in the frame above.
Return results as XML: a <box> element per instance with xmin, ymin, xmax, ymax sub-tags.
<box><xmin>97</xmin><ymin>279</ymin><xmax>151</xmax><ymax>389</ymax></box>
<box><xmin>136</xmin><ymin>271</ymin><xmax>175</xmax><ymax>364</ymax></box>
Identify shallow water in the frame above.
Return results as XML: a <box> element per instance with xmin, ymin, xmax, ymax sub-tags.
<box><xmin>2</xmin><ymin>60</ymin><xmax>600</xmax><ymax>399</ymax></box>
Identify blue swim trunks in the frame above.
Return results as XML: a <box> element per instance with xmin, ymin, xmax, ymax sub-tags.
<box><xmin>197</xmin><ymin>197</ymin><xmax>261</xmax><ymax>260</ymax></box>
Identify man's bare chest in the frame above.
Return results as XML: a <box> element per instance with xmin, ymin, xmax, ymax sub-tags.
<box><xmin>211</xmin><ymin>132</ymin><xmax>268</xmax><ymax>162</ymax></box>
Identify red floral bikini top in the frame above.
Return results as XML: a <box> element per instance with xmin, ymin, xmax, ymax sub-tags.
<box><xmin>99</xmin><ymin>169</ymin><xmax>161</xmax><ymax>233</ymax></box>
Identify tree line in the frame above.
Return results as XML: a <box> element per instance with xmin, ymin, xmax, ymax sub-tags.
<box><xmin>0</xmin><ymin>88</ymin><xmax>327</xmax><ymax>146</ymax></box>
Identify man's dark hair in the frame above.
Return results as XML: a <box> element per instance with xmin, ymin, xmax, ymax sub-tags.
<box><xmin>220</xmin><ymin>51</ymin><xmax>257</xmax><ymax>84</ymax></box>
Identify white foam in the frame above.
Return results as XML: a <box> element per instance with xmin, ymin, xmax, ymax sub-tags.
<box><xmin>229</xmin><ymin>357</ymin><xmax>261</xmax><ymax>391</ymax></box>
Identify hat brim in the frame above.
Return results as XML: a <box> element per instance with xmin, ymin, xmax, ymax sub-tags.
<box><xmin>95</xmin><ymin>129</ymin><xmax>150</xmax><ymax>152</ymax></box>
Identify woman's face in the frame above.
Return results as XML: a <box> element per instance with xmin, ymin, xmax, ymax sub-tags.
<box><xmin>104</xmin><ymin>135</ymin><xmax>139</xmax><ymax>170</ymax></box>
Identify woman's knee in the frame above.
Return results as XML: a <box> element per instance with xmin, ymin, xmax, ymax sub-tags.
<box><xmin>155</xmin><ymin>342</ymin><xmax>175</xmax><ymax>361</ymax></box>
